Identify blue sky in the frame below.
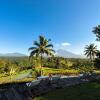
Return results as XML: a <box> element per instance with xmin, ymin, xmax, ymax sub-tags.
<box><xmin>0</xmin><ymin>0</ymin><xmax>100</xmax><ymax>55</ymax></box>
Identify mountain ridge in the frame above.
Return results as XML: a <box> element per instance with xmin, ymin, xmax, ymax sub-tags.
<box><xmin>0</xmin><ymin>53</ymin><xmax>26</xmax><ymax>57</ymax></box>
<box><xmin>56</xmin><ymin>49</ymin><xmax>85</xmax><ymax>58</ymax></box>
<box><xmin>0</xmin><ymin>50</ymin><xmax>85</xmax><ymax>58</ymax></box>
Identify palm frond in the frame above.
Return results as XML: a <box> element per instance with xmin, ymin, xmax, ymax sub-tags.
<box><xmin>29</xmin><ymin>35</ymin><xmax>55</xmax><ymax>58</ymax></box>
<box><xmin>46</xmin><ymin>44</ymin><xmax>53</xmax><ymax>48</ymax></box>
<box><xmin>92</xmin><ymin>25</ymin><xmax>100</xmax><ymax>41</ymax></box>
<box><xmin>48</xmin><ymin>49</ymin><xmax>55</xmax><ymax>53</ymax></box>
<box><xmin>39</xmin><ymin>35</ymin><xmax>45</xmax><ymax>45</ymax></box>
<box><xmin>34</xmin><ymin>41</ymin><xmax>40</xmax><ymax>47</ymax></box>
<box><xmin>45</xmin><ymin>50</ymin><xmax>54</xmax><ymax>57</ymax></box>
<box><xmin>28</xmin><ymin>47</ymin><xmax>37</xmax><ymax>51</ymax></box>
<box><xmin>29</xmin><ymin>49</ymin><xmax>39</xmax><ymax>57</ymax></box>
<box><xmin>84</xmin><ymin>43</ymin><xmax>97</xmax><ymax>60</ymax></box>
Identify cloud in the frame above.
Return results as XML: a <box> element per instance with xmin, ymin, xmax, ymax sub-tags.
<box><xmin>61</xmin><ymin>42</ymin><xmax>71</xmax><ymax>46</ymax></box>
<box><xmin>54</xmin><ymin>42</ymin><xmax>71</xmax><ymax>50</ymax></box>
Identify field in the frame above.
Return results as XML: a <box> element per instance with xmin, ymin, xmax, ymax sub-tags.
<box><xmin>0</xmin><ymin>70</ymin><xmax>34</xmax><ymax>84</ymax></box>
<box><xmin>35</xmin><ymin>82</ymin><xmax>100</xmax><ymax>100</ymax></box>
<box><xmin>0</xmin><ymin>68</ymin><xmax>79</xmax><ymax>84</ymax></box>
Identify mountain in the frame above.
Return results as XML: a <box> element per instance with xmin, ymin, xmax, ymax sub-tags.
<box><xmin>56</xmin><ymin>49</ymin><xmax>85</xmax><ymax>58</ymax></box>
<box><xmin>0</xmin><ymin>50</ymin><xmax>85</xmax><ymax>58</ymax></box>
<box><xmin>0</xmin><ymin>53</ymin><xmax>27</xmax><ymax>57</ymax></box>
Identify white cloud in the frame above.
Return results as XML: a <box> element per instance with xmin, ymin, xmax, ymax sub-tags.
<box><xmin>61</xmin><ymin>42</ymin><xmax>71</xmax><ymax>46</ymax></box>
<box><xmin>54</xmin><ymin>42</ymin><xmax>71</xmax><ymax>51</ymax></box>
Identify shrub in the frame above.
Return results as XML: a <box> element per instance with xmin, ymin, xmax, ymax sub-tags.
<box><xmin>79</xmin><ymin>66</ymin><xmax>94</xmax><ymax>74</ymax></box>
<box><xmin>94</xmin><ymin>58</ymin><xmax>100</xmax><ymax>68</ymax></box>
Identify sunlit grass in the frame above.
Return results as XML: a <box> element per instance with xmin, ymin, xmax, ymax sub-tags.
<box><xmin>0</xmin><ymin>69</ymin><xmax>34</xmax><ymax>84</ymax></box>
<box><xmin>41</xmin><ymin>67</ymin><xmax>79</xmax><ymax>76</ymax></box>
<box><xmin>94</xmin><ymin>70</ymin><xmax>100</xmax><ymax>74</ymax></box>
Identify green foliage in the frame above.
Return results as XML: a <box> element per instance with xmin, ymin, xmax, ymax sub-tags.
<box><xmin>79</xmin><ymin>66</ymin><xmax>94</xmax><ymax>74</ymax></box>
<box><xmin>84</xmin><ymin>43</ymin><xmax>97</xmax><ymax>60</ymax></box>
<box><xmin>94</xmin><ymin>51</ymin><xmax>100</xmax><ymax>68</ymax></box>
<box><xmin>28</xmin><ymin>35</ymin><xmax>55</xmax><ymax>76</ymax></box>
<box><xmin>0</xmin><ymin>69</ymin><xmax>34</xmax><ymax>84</ymax></box>
<box><xmin>92</xmin><ymin>25</ymin><xmax>100</xmax><ymax>41</ymax></box>
<box><xmin>0</xmin><ymin>57</ymin><xmax>93</xmax><ymax>70</ymax></box>
<box><xmin>29</xmin><ymin>35</ymin><xmax>55</xmax><ymax>58</ymax></box>
<box><xmin>94</xmin><ymin>58</ymin><xmax>100</xmax><ymax>68</ymax></box>
<box><xmin>33</xmin><ymin>68</ymin><xmax>41</xmax><ymax>77</ymax></box>
<box><xmin>0</xmin><ymin>56</ymin><xmax>95</xmax><ymax>79</ymax></box>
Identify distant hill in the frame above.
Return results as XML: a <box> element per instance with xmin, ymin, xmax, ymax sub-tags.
<box><xmin>0</xmin><ymin>50</ymin><xmax>85</xmax><ymax>58</ymax></box>
<box><xmin>0</xmin><ymin>53</ymin><xmax>27</xmax><ymax>57</ymax></box>
<box><xmin>56</xmin><ymin>49</ymin><xmax>85</xmax><ymax>58</ymax></box>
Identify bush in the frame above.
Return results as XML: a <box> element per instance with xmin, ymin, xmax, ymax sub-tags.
<box><xmin>94</xmin><ymin>58</ymin><xmax>100</xmax><ymax>68</ymax></box>
<box><xmin>33</xmin><ymin>68</ymin><xmax>41</xmax><ymax>77</ymax></box>
<box><xmin>79</xmin><ymin>66</ymin><xmax>94</xmax><ymax>74</ymax></box>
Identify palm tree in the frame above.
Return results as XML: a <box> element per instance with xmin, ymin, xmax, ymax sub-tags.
<box><xmin>28</xmin><ymin>35</ymin><xmax>55</xmax><ymax>75</ymax></box>
<box><xmin>92</xmin><ymin>25</ymin><xmax>100</xmax><ymax>41</ymax></box>
<box><xmin>96</xmin><ymin>50</ymin><xmax>100</xmax><ymax>58</ymax></box>
<box><xmin>84</xmin><ymin>44</ymin><xmax>97</xmax><ymax>61</ymax></box>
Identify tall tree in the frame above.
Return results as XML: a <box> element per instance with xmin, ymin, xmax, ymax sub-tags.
<box><xmin>28</xmin><ymin>35</ymin><xmax>55</xmax><ymax>75</ymax></box>
<box><xmin>92</xmin><ymin>25</ymin><xmax>100</xmax><ymax>41</ymax></box>
<box><xmin>96</xmin><ymin>50</ymin><xmax>100</xmax><ymax>58</ymax></box>
<box><xmin>94</xmin><ymin>51</ymin><xmax>100</xmax><ymax>68</ymax></box>
<box><xmin>84</xmin><ymin>44</ymin><xmax>97</xmax><ymax>61</ymax></box>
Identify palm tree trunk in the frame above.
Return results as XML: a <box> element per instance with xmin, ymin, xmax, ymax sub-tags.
<box><xmin>40</xmin><ymin>53</ymin><xmax>43</xmax><ymax>76</ymax></box>
<box><xmin>90</xmin><ymin>55</ymin><xmax>92</xmax><ymax>61</ymax></box>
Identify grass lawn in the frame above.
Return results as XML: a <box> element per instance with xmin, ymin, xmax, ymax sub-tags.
<box><xmin>35</xmin><ymin>82</ymin><xmax>100</xmax><ymax>100</ymax></box>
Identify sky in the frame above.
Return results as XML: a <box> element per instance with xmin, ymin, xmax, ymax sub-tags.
<box><xmin>0</xmin><ymin>0</ymin><xmax>100</xmax><ymax>55</ymax></box>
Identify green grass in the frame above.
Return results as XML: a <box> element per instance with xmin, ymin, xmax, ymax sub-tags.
<box><xmin>0</xmin><ymin>69</ymin><xmax>34</xmax><ymax>84</ymax></box>
<box><xmin>35</xmin><ymin>82</ymin><xmax>100</xmax><ymax>100</ymax></box>
<box><xmin>94</xmin><ymin>70</ymin><xmax>100</xmax><ymax>74</ymax></box>
<box><xmin>42</xmin><ymin>67</ymin><xmax>79</xmax><ymax>76</ymax></box>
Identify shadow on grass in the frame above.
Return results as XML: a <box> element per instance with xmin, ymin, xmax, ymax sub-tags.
<box><xmin>36</xmin><ymin>82</ymin><xmax>100</xmax><ymax>100</ymax></box>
